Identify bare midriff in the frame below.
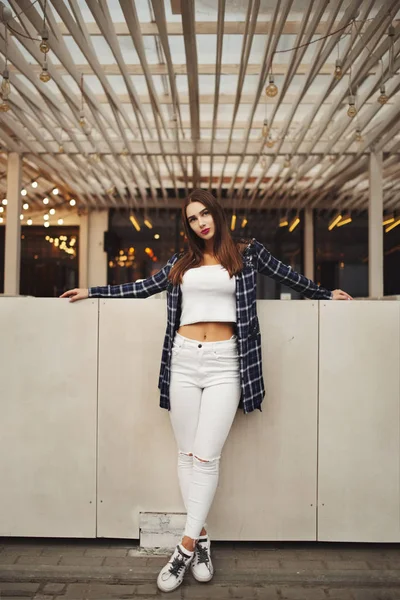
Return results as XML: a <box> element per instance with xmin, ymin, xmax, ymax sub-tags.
<box><xmin>177</xmin><ymin>322</ymin><xmax>236</xmax><ymax>342</ymax></box>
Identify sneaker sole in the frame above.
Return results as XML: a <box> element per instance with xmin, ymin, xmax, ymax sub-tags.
<box><xmin>191</xmin><ymin>569</ymin><xmax>214</xmax><ymax>583</ymax></box>
<box><xmin>156</xmin><ymin>576</ymin><xmax>185</xmax><ymax>593</ymax></box>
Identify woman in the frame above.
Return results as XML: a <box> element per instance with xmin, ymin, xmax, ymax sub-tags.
<box><xmin>61</xmin><ymin>189</ymin><xmax>351</xmax><ymax>593</ymax></box>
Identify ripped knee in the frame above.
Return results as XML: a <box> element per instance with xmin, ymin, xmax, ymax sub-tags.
<box><xmin>194</xmin><ymin>455</ymin><xmax>220</xmax><ymax>463</ymax></box>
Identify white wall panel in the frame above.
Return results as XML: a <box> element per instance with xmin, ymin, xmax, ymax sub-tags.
<box><xmin>318</xmin><ymin>301</ymin><xmax>400</xmax><ymax>542</ymax></box>
<box><xmin>96</xmin><ymin>299</ymin><xmax>180</xmax><ymax>539</ymax></box>
<box><xmin>0</xmin><ymin>298</ymin><xmax>98</xmax><ymax>537</ymax></box>
<box><xmin>97</xmin><ymin>300</ymin><xmax>319</xmax><ymax>541</ymax></box>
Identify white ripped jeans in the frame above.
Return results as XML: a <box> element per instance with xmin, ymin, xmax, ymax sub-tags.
<box><xmin>169</xmin><ymin>332</ymin><xmax>241</xmax><ymax>540</ymax></box>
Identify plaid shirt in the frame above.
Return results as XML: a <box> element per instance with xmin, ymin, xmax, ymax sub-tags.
<box><xmin>89</xmin><ymin>238</ymin><xmax>333</xmax><ymax>414</ymax></box>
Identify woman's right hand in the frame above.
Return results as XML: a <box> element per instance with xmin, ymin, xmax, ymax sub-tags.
<box><xmin>59</xmin><ymin>288</ymin><xmax>89</xmax><ymax>302</ymax></box>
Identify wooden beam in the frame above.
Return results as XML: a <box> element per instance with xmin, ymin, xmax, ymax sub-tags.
<box><xmin>10</xmin><ymin>62</ymin><xmax>376</xmax><ymax>76</ymax></box>
<box><xmin>68</xmin><ymin>93</ymin><xmax>397</xmax><ymax>105</ymax></box>
<box><xmin>55</xmin><ymin>20</ymin><xmax>400</xmax><ymax>36</ymax></box>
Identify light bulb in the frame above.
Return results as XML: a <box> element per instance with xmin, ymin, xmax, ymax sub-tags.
<box><xmin>355</xmin><ymin>128</ymin><xmax>363</xmax><ymax>142</ymax></box>
<box><xmin>44</xmin><ymin>222</ymin><xmax>50</xmax><ymax>228</ymax></box>
<box><xmin>0</xmin><ymin>100</ymin><xmax>10</xmax><ymax>112</ymax></box>
<box><xmin>334</xmin><ymin>59</ymin><xmax>342</xmax><ymax>80</ymax></box>
<box><xmin>52</xmin><ymin>188</ymin><xmax>59</xmax><ymax>195</ymax></box>
<box><xmin>70</xmin><ymin>199</ymin><xmax>76</xmax><ymax>206</ymax></box>
<box><xmin>43</xmin><ymin>197</ymin><xmax>49</xmax><ymax>204</ymax></box>
<box><xmin>284</xmin><ymin>155</ymin><xmax>291</xmax><ymax>168</ymax></box>
<box><xmin>265</xmin><ymin>136</ymin><xmax>275</xmax><ymax>148</ymax></box>
<box><xmin>58</xmin><ymin>219</ymin><xmax>63</xmax><ymax>225</ymax></box>
<box><xmin>27</xmin><ymin>219</ymin><xmax>32</xmax><ymax>225</ymax></box>
<box><xmin>260</xmin><ymin>156</ymin><xmax>267</xmax><ymax>168</ymax></box>
<box><xmin>347</xmin><ymin>95</ymin><xmax>357</xmax><ymax>118</ymax></box>
<box><xmin>79</xmin><ymin>111</ymin><xmax>86</xmax><ymax>127</ymax></box>
<box><xmin>40</xmin><ymin>28</ymin><xmax>50</xmax><ymax>53</ymax></box>
<box><xmin>58</xmin><ymin>145</ymin><xmax>64</xmax><ymax>153</ymax></box>
<box><xmin>44</xmin><ymin>214</ymin><xmax>49</xmax><ymax>220</ymax></box>
<box><xmin>23</xmin><ymin>203</ymin><xmax>29</xmax><ymax>210</ymax></box>
<box><xmin>1</xmin><ymin>69</ymin><xmax>10</xmax><ymax>98</ymax></box>
<box><xmin>378</xmin><ymin>85</ymin><xmax>388</xmax><ymax>104</ymax></box>
<box><xmin>262</xmin><ymin>119</ymin><xmax>269</xmax><ymax>137</ymax></box>
<box><xmin>31</xmin><ymin>181</ymin><xmax>38</xmax><ymax>188</ymax></box>
<box><xmin>265</xmin><ymin>75</ymin><xmax>278</xmax><ymax>98</ymax></box>
<box><xmin>49</xmin><ymin>208</ymin><xmax>55</xmax><ymax>215</ymax></box>
<box><xmin>21</xmin><ymin>189</ymin><xmax>27</xmax><ymax>196</ymax></box>
<box><xmin>40</xmin><ymin>63</ymin><xmax>51</xmax><ymax>83</ymax></box>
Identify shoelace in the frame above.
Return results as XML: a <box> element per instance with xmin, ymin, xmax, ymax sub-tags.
<box><xmin>196</xmin><ymin>543</ymin><xmax>210</xmax><ymax>565</ymax></box>
<box><xmin>168</xmin><ymin>555</ymin><xmax>187</xmax><ymax>577</ymax></box>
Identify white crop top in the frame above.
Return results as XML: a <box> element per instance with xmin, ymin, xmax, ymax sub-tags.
<box><xmin>180</xmin><ymin>265</ymin><xmax>236</xmax><ymax>326</ymax></box>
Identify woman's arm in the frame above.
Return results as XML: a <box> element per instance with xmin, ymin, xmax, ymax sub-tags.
<box><xmin>252</xmin><ymin>239</ymin><xmax>351</xmax><ymax>300</ymax></box>
<box><xmin>89</xmin><ymin>253</ymin><xmax>178</xmax><ymax>298</ymax></box>
<box><xmin>60</xmin><ymin>253</ymin><xmax>178</xmax><ymax>302</ymax></box>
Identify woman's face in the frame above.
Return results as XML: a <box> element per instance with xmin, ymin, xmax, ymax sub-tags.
<box><xmin>186</xmin><ymin>201</ymin><xmax>215</xmax><ymax>242</ymax></box>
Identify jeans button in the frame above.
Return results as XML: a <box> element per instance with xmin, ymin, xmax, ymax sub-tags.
<box><xmin>198</xmin><ymin>344</ymin><xmax>202</xmax><ymax>348</ymax></box>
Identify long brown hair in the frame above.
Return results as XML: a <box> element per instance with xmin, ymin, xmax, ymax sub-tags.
<box><xmin>169</xmin><ymin>189</ymin><xmax>244</xmax><ymax>286</ymax></box>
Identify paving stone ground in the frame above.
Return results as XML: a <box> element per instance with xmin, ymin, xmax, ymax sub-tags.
<box><xmin>1</xmin><ymin>538</ymin><xmax>400</xmax><ymax>600</ymax></box>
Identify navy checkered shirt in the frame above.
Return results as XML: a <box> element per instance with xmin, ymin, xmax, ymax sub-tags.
<box><xmin>89</xmin><ymin>239</ymin><xmax>332</xmax><ymax>413</ymax></box>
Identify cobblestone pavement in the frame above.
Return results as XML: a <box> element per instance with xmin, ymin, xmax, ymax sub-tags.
<box><xmin>1</xmin><ymin>538</ymin><xmax>400</xmax><ymax>600</ymax></box>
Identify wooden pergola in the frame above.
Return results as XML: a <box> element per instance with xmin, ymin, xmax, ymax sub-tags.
<box><xmin>0</xmin><ymin>0</ymin><xmax>399</xmax><ymax>214</ymax></box>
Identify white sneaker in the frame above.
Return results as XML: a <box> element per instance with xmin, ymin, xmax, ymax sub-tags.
<box><xmin>190</xmin><ymin>535</ymin><xmax>214</xmax><ymax>582</ymax></box>
<box><xmin>157</xmin><ymin>544</ymin><xmax>194</xmax><ymax>593</ymax></box>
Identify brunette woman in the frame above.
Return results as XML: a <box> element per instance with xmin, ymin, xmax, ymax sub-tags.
<box><xmin>61</xmin><ymin>189</ymin><xmax>351</xmax><ymax>593</ymax></box>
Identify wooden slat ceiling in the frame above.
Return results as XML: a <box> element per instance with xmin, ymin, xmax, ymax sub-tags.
<box><xmin>0</xmin><ymin>0</ymin><xmax>399</xmax><ymax>213</ymax></box>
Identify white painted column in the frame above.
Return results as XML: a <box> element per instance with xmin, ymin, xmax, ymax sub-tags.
<box><xmin>79</xmin><ymin>213</ymin><xmax>89</xmax><ymax>290</ymax></box>
<box><xmin>4</xmin><ymin>153</ymin><xmax>22</xmax><ymax>296</ymax></box>
<box><xmin>304</xmin><ymin>207</ymin><xmax>314</xmax><ymax>281</ymax></box>
<box><xmin>88</xmin><ymin>210</ymin><xmax>108</xmax><ymax>288</ymax></box>
<box><xmin>368</xmin><ymin>151</ymin><xmax>383</xmax><ymax>298</ymax></box>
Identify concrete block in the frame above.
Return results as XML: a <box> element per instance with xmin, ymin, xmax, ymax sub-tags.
<box><xmin>139</xmin><ymin>512</ymin><xmax>186</xmax><ymax>549</ymax></box>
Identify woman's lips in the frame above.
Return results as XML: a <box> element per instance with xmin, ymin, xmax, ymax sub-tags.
<box><xmin>201</xmin><ymin>228</ymin><xmax>210</xmax><ymax>235</ymax></box>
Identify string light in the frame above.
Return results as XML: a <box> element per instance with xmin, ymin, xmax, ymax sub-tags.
<box><xmin>355</xmin><ymin>128</ymin><xmax>363</xmax><ymax>142</ymax></box>
<box><xmin>265</xmin><ymin>74</ymin><xmax>278</xmax><ymax>97</ymax></box>
<box><xmin>241</xmin><ymin>216</ymin><xmax>248</xmax><ymax>228</ymax></box>
<box><xmin>347</xmin><ymin>94</ymin><xmax>357</xmax><ymax>118</ymax></box>
<box><xmin>334</xmin><ymin>59</ymin><xmax>343</xmax><ymax>80</ymax></box>
<box><xmin>378</xmin><ymin>84</ymin><xmax>388</xmax><ymax>104</ymax></box>
<box><xmin>230</xmin><ymin>214</ymin><xmax>237</xmax><ymax>231</ymax></box>
<box><xmin>1</xmin><ymin>68</ymin><xmax>10</xmax><ymax>97</ymax></box>
<box><xmin>39</xmin><ymin>58</ymin><xmax>51</xmax><ymax>83</ymax></box>
<box><xmin>0</xmin><ymin>99</ymin><xmax>10</xmax><ymax>112</ymax></box>
<box><xmin>262</xmin><ymin>119</ymin><xmax>269</xmax><ymax>137</ymax></box>
<box><xmin>40</xmin><ymin>28</ymin><xmax>50</xmax><ymax>53</ymax></box>
<box><xmin>265</xmin><ymin>135</ymin><xmax>275</xmax><ymax>148</ymax></box>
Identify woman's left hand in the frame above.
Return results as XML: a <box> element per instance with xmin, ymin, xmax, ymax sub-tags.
<box><xmin>332</xmin><ymin>289</ymin><xmax>353</xmax><ymax>300</ymax></box>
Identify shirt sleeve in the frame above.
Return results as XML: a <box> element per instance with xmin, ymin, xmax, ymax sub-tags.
<box><xmin>88</xmin><ymin>253</ymin><xmax>178</xmax><ymax>299</ymax></box>
<box><xmin>253</xmin><ymin>239</ymin><xmax>333</xmax><ymax>300</ymax></box>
